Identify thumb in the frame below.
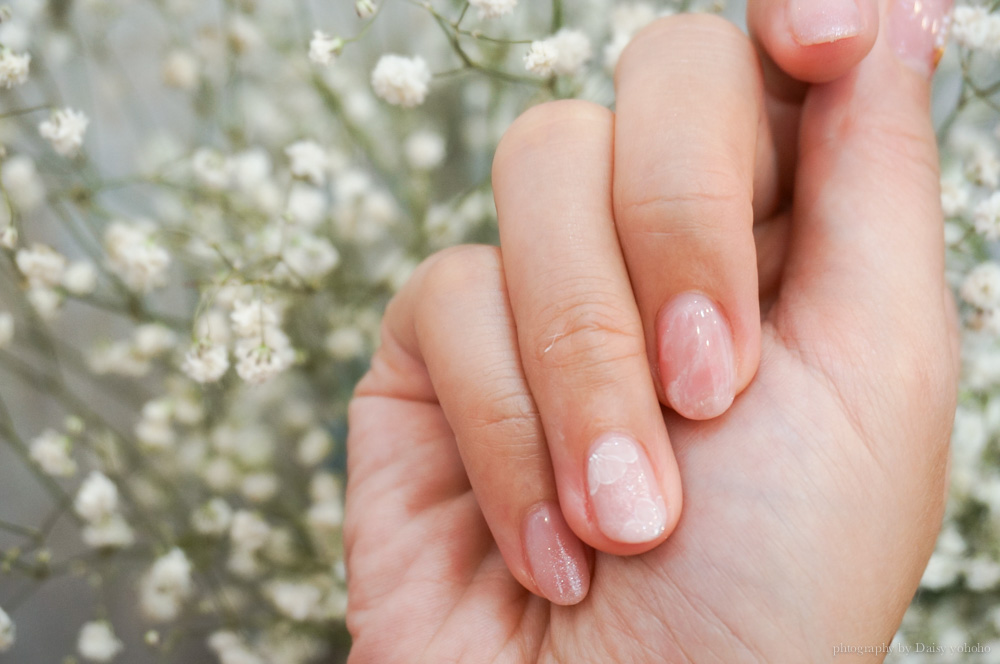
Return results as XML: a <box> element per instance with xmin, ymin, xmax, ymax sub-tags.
<box><xmin>782</xmin><ymin>0</ymin><xmax>951</xmax><ymax>352</ymax></box>
<box><xmin>748</xmin><ymin>0</ymin><xmax>880</xmax><ymax>102</ymax></box>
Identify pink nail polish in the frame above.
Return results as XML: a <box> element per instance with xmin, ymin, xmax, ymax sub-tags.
<box><xmin>788</xmin><ymin>0</ymin><xmax>863</xmax><ymax>46</ymax></box>
<box><xmin>888</xmin><ymin>0</ymin><xmax>952</xmax><ymax>77</ymax></box>
<box><xmin>523</xmin><ymin>502</ymin><xmax>589</xmax><ymax>605</ymax></box>
<box><xmin>587</xmin><ymin>435</ymin><xmax>667</xmax><ymax>544</ymax></box>
<box><xmin>658</xmin><ymin>293</ymin><xmax>736</xmax><ymax>421</ymax></box>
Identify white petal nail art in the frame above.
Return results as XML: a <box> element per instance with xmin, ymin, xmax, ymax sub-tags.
<box><xmin>587</xmin><ymin>436</ymin><xmax>667</xmax><ymax>543</ymax></box>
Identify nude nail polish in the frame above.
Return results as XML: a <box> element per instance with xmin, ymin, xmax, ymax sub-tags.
<box><xmin>587</xmin><ymin>435</ymin><xmax>667</xmax><ymax>544</ymax></box>
<box><xmin>523</xmin><ymin>502</ymin><xmax>589</xmax><ymax>605</ymax></box>
<box><xmin>658</xmin><ymin>293</ymin><xmax>736</xmax><ymax>421</ymax></box>
<box><xmin>788</xmin><ymin>0</ymin><xmax>863</xmax><ymax>46</ymax></box>
<box><xmin>888</xmin><ymin>0</ymin><xmax>952</xmax><ymax>77</ymax></box>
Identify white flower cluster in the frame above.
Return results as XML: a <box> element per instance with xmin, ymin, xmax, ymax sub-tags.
<box><xmin>74</xmin><ymin>472</ymin><xmax>135</xmax><ymax>550</ymax></box>
<box><xmin>0</xmin><ymin>49</ymin><xmax>30</xmax><ymax>88</ymax></box>
<box><xmin>230</xmin><ymin>298</ymin><xmax>295</xmax><ymax>384</ymax></box>
<box><xmin>38</xmin><ymin>108</ymin><xmax>89</xmax><ymax>157</ymax></box>
<box><xmin>309</xmin><ymin>31</ymin><xmax>342</xmax><ymax>67</ymax></box>
<box><xmin>524</xmin><ymin>29</ymin><xmax>593</xmax><ymax>77</ymax></box>
<box><xmin>952</xmin><ymin>6</ymin><xmax>1000</xmax><ymax>54</ymax></box>
<box><xmin>371</xmin><ymin>54</ymin><xmax>432</xmax><ymax>107</ymax></box>
<box><xmin>103</xmin><ymin>221</ymin><xmax>171</xmax><ymax>293</ymax></box>
<box><xmin>0</xmin><ymin>605</ymin><xmax>14</xmax><ymax>653</ymax></box>
<box><xmin>140</xmin><ymin>548</ymin><xmax>193</xmax><ymax>622</ymax></box>
<box><xmin>78</xmin><ymin>621</ymin><xmax>124</xmax><ymax>662</ymax></box>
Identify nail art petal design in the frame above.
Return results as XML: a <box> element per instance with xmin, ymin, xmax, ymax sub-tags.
<box><xmin>587</xmin><ymin>436</ymin><xmax>667</xmax><ymax>544</ymax></box>
<box><xmin>658</xmin><ymin>293</ymin><xmax>736</xmax><ymax>420</ymax></box>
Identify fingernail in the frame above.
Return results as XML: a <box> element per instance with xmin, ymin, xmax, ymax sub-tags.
<box><xmin>889</xmin><ymin>0</ymin><xmax>952</xmax><ymax>77</ymax></box>
<box><xmin>587</xmin><ymin>435</ymin><xmax>667</xmax><ymax>544</ymax></box>
<box><xmin>788</xmin><ymin>0</ymin><xmax>863</xmax><ymax>46</ymax></box>
<box><xmin>658</xmin><ymin>293</ymin><xmax>736</xmax><ymax>421</ymax></box>
<box><xmin>523</xmin><ymin>502</ymin><xmax>589</xmax><ymax>605</ymax></box>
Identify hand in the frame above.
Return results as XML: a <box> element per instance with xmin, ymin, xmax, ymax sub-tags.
<box><xmin>345</xmin><ymin>1</ymin><xmax>958</xmax><ymax>661</ymax></box>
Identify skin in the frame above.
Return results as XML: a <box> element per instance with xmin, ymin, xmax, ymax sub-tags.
<box><xmin>345</xmin><ymin>1</ymin><xmax>959</xmax><ymax>661</ymax></box>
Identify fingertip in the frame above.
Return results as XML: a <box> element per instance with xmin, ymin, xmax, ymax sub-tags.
<box><xmin>749</xmin><ymin>0</ymin><xmax>879</xmax><ymax>86</ymax></box>
<box><xmin>522</xmin><ymin>502</ymin><xmax>591</xmax><ymax>605</ymax></box>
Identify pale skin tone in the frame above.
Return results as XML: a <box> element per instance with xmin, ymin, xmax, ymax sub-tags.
<box><xmin>346</xmin><ymin>0</ymin><xmax>958</xmax><ymax>661</ymax></box>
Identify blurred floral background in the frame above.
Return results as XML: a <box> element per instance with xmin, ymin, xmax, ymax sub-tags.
<box><xmin>0</xmin><ymin>0</ymin><xmax>996</xmax><ymax>661</ymax></box>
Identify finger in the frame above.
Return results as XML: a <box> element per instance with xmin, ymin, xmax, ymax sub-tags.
<box><xmin>613</xmin><ymin>15</ymin><xmax>764</xmax><ymax>421</ymax></box>
<box><xmin>748</xmin><ymin>0</ymin><xmax>880</xmax><ymax>97</ymax></box>
<box><xmin>782</xmin><ymin>0</ymin><xmax>950</xmax><ymax>348</ymax></box>
<box><xmin>494</xmin><ymin>100</ymin><xmax>682</xmax><ymax>552</ymax></box>
<box><xmin>373</xmin><ymin>245</ymin><xmax>591</xmax><ymax>606</ymax></box>
<box><xmin>748</xmin><ymin>0</ymin><xmax>880</xmax><ymax>206</ymax></box>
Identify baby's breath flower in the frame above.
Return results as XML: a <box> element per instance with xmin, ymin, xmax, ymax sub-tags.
<box><xmin>265</xmin><ymin>580</ymin><xmax>323</xmax><ymax>622</ymax></box>
<box><xmin>470</xmin><ymin>0</ymin><xmax>517</xmax><ymax>20</ymax></box>
<box><xmin>951</xmin><ymin>6</ymin><xmax>1000</xmax><ymax>53</ymax></box>
<box><xmin>103</xmin><ymin>221</ymin><xmax>171</xmax><ymax>293</ymax></box>
<box><xmin>355</xmin><ymin>0</ymin><xmax>377</xmax><ymax>18</ymax></box>
<box><xmin>405</xmin><ymin>129</ymin><xmax>446</xmax><ymax>170</ymax></box>
<box><xmin>74</xmin><ymin>471</ymin><xmax>120</xmax><ymax>523</ymax></box>
<box><xmin>208</xmin><ymin>631</ymin><xmax>264</xmax><ymax>664</ymax></box>
<box><xmin>524</xmin><ymin>40</ymin><xmax>558</xmax><ymax>77</ymax></box>
<box><xmin>29</xmin><ymin>429</ymin><xmax>77</xmax><ymax>477</ymax></box>
<box><xmin>975</xmin><ymin>192</ymin><xmax>1000</xmax><ymax>241</ymax></box>
<box><xmin>62</xmin><ymin>261</ymin><xmax>98</xmax><ymax>295</ymax></box>
<box><xmin>191</xmin><ymin>498</ymin><xmax>233</xmax><ymax>536</ymax></box>
<box><xmin>961</xmin><ymin>262</ymin><xmax>1000</xmax><ymax>311</ymax></box>
<box><xmin>181</xmin><ymin>340</ymin><xmax>229</xmax><ymax>383</ymax></box>
<box><xmin>81</xmin><ymin>514</ymin><xmax>135</xmax><ymax>550</ymax></box>
<box><xmin>0</xmin><ymin>49</ymin><xmax>30</xmax><ymax>88</ymax></box>
<box><xmin>191</xmin><ymin>148</ymin><xmax>232</xmax><ymax>189</ymax></box>
<box><xmin>38</xmin><ymin>108</ymin><xmax>89</xmax><ymax>157</ymax></box>
<box><xmin>0</xmin><ymin>312</ymin><xmax>13</xmax><ymax>349</ymax></box>
<box><xmin>308</xmin><ymin>30</ymin><xmax>342</xmax><ymax>66</ymax></box>
<box><xmin>297</xmin><ymin>427</ymin><xmax>333</xmax><ymax>467</ymax></box>
<box><xmin>15</xmin><ymin>244</ymin><xmax>67</xmax><ymax>289</ymax></box>
<box><xmin>140</xmin><ymin>548</ymin><xmax>193</xmax><ymax>623</ymax></box>
<box><xmin>234</xmin><ymin>336</ymin><xmax>294</xmax><ymax>384</ymax></box>
<box><xmin>285</xmin><ymin>140</ymin><xmax>329</xmax><ymax>185</ymax></box>
<box><xmin>0</xmin><ymin>606</ymin><xmax>14</xmax><ymax>652</ymax></box>
<box><xmin>77</xmin><ymin>621</ymin><xmax>123</xmax><ymax>662</ymax></box>
<box><xmin>1</xmin><ymin>155</ymin><xmax>44</xmax><ymax>212</ymax></box>
<box><xmin>547</xmin><ymin>29</ymin><xmax>592</xmax><ymax>76</ymax></box>
<box><xmin>279</xmin><ymin>232</ymin><xmax>340</xmax><ymax>282</ymax></box>
<box><xmin>133</xmin><ymin>324</ymin><xmax>178</xmax><ymax>357</ymax></box>
<box><xmin>241</xmin><ymin>472</ymin><xmax>279</xmax><ymax>503</ymax></box>
<box><xmin>325</xmin><ymin>326</ymin><xmax>366</xmax><ymax>360</ymax></box>
<box><xmin>230</xmin><ymin>510</ymin><xmax>271</xmax><ymax>552</ymax></box>
<box><xmin>371</xmin><ymin>54</ymin><xmax>432</xmax><ymax>107</ymax></box>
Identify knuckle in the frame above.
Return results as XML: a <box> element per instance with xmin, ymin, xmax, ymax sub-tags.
<box><xmin>462</xmin><ymin>385</ymin><xmax>543</xmax><ymax>456</ymax></box>
<box><xmin>617</xmin><ymin>167</ymin><xmax>750</xmax><ymax>239</ymax></box>
<box><xmin>529</xmin><ymin>289</ymin><xmax>644</xmax><ymax>383</ymax></box>
<box><xmin>493</xmin><ymin>99</ymin><xmax>612</xmax><ymax>177</ymax></box>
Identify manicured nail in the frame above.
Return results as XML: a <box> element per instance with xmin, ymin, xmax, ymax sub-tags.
<box><xmin>788</xmin><ymin>0</ymin><xmax>863</xmax><ymax>46</ymax></box>
<box><xmin>888</xmin><ymin>0</ymin><xmax>952</xmax><ymax>77</ymax></box>
<box><xmin>658</xmin><ymin>293</ymin><xmax>736</xmax><ymax>421</ymax></box>
<box><xmin>587</xmin><ymin>435</ymin><xmax>667</xmax><ymax>544</ymax></box>
<box><xmin>523</xmin><ymin>502</ymin><xmax>589</xmax><ymax>605</ymax></box>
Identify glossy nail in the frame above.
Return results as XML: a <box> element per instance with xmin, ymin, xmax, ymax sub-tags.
<box><xmin>888</xmin><ymin>0</ymin><xmax>952</xmax><ymax>77</ymax></box>
<box><xmin>658</xmin><ymin>293</ymin><xmax>736</xmax><ymax>420</ymax></box>
<box><xmin>788</xmin><ymin>0</ymin><xmax>863</xmax><ymax>46</ymax></box>
<box><xmin>523</xmin><ymin>502</ymin><xmax>589</xmax><ymax>605</ymax></box>
<box><xmin>587</xmin><ymin>435</ymin><xmax>667</xmax><ymax>544</ymax></box>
